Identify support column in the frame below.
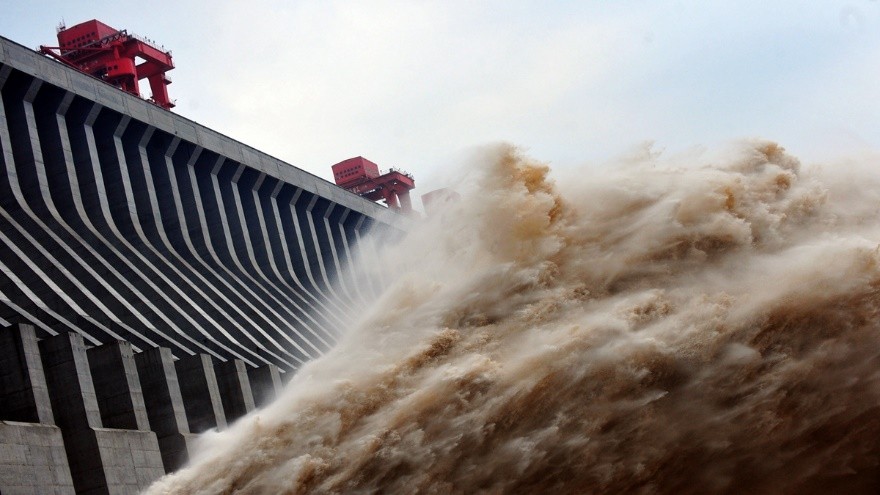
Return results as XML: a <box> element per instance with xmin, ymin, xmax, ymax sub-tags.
<box><xmin>87</xmin><ymin>340</ymin><xmax>150</xmax><ymax>430</ymax></box>
<box><xmin>0</xmin><ymin>324</ymin><xmax>74</xmax><ymax>493</ymax></box>
<box><xmin>135</xmin><ymin>346</ymin><xmax>193</xmax><ymax>473</ymax></box>
<box><xmin>175</xmin><ymin>353</ymin><xmax>227</xmax><ymax>433</ymax></box>
<box><xmin>39</xmin><ymin>331</ymin><xmax>108</xmax><ymax>493</ymax></box>
<box><xmin>248</xmin><ymin>363</ymin><xmax>283</xmax><ymax>408</ymax></box>
<box><xmin>42</xmin><ymin>331</ymin><xmax>167</xmax><ymax>491</ymax></box>
<box><xmin>39</xmin><ymin>332</ymin><xmax>102</xmax><ymax>431</ymax></box>
<box><xmin>0</xmin><ymin>323</ymin><xmax>54</xmax><ymax>424</ymax></box>
<box><xmin>214</xmin><ymin>359</ymin><xmax>255</xmax><ymax>422</ymax></box>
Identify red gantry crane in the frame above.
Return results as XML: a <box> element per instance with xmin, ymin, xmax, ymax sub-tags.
<box><xmin>332</xmin><ymin>157</ymin><xmax>416</xmax><ymax>214</ymax></box>
<box><xmin>40</xmin><ymin>19</ymin><xmax>175</xmax><ymax>109</ymax></box>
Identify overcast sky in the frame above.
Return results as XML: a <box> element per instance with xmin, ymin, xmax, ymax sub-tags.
<box><xmin>2</xmin><ymin>1</ymin><xmax>879</xmax><ymax>208</ymax></box>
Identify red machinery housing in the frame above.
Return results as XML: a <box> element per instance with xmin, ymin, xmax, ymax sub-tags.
<box><xmin>40</xmin><ymin>19</ymin><xmax>175</xmax><ymax>109</ymax></box>
<box><xmin>332</xmin><ymin>157</ymin><xmax>416</xmax><ymax>213</ymax></box>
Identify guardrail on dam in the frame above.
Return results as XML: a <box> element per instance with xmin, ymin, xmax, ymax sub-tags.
<box><xmin>0</xmin><ymin>35</ymin><xmax>400</xmax><ymax>493</ymax></box>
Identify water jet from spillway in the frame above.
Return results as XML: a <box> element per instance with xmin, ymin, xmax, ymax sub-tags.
<box><xmin>147</xmin><ymin>141</ymin><xmax>880</xmax><ymax>494</ymax></box>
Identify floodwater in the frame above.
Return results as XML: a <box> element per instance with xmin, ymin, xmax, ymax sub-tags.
<box><xmin>146</xmin><ymin>142</ymin><xmax>880</xmax><ymax>494</ymax></box>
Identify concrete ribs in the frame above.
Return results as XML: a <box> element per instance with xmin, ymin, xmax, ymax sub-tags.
<box><xmin>0</xmin><ymin>35</ymin><xmax>400</xmax><ymax>373</ymax></box>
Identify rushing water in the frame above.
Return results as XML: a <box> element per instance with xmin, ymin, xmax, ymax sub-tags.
<box><xmin>146</xmin><ymin>142</ymin><xmax>880</xmax><ymax>494</ymax></box>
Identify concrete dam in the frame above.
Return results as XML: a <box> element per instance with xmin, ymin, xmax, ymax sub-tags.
<box><xmin>0</xmin><ymin>33</ymin><xmax>401</xmax><ymax>493</ymax></box>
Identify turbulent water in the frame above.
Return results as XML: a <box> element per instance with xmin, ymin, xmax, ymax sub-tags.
<box><xmin>146</xmin><ymin>142</ymin><xmax>880</xmax><ymax>494</ymax></box>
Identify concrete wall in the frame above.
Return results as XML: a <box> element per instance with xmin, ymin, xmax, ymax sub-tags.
<box><xmin>0</xmin><ymin>33</ymin><xmax>401</xmax><ymax>493</ymax></box>
<box><xmin>0</xmin><ymin>421</ymin><xmax>74</xmax><ymax>494</ymax></box>
<box><xmin>0</xmin><ymin>35</ymin><xmax>402</xmax><ymax>375</ymax></box>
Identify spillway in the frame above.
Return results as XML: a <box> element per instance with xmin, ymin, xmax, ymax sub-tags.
<box><xmin>0</xmin><ymin>34</ymin><xmax>402</xmax><ymax>493</ymax></box>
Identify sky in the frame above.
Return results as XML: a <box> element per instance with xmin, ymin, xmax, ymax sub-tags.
<box><xmin>2</xmin><ymin>1</ymin><xmax>879</xmax><ymax>210</ymax></box>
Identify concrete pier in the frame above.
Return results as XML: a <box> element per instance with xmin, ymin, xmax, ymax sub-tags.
<box><xmin>87</xmin><ymin>340</ymin><xmax>151</xmax><ymax>431</ymax></box>
<box><xmin>40</xmin><ymin>331</ymin><xmax>165</xmax><ymax>493</ymax></box>
<box><xmin>248</xmin><ymin>363</ymin><xmax>284</xmax><ymax>408</ymax></box>
<box><xmin>175</xmin><ymin>353</ymin><xmax>227</xmax><ymax>433</ymax></box>
<box><xmin>0</xmin><ymin>324</ymin><xmax>283</xmax><ymax>492</ymax></box>
<box><xmin>214</xmin><ymin>359</ymin><xmax>256</xmax><ymax>422</ymax></box>
<box><xmin>0</xmin><ymin>324</ymin><xmax>54</xmax><ymax>425</ymax></box>
<box><xmin>135</xmin><ymin>346</ymin><xmax>194</xmax><ymax>473</ymax></box>
<box><xmin>0</xmin><ymin>324</ymin><xmax>74</xmax><ymax>494</ymax></box>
